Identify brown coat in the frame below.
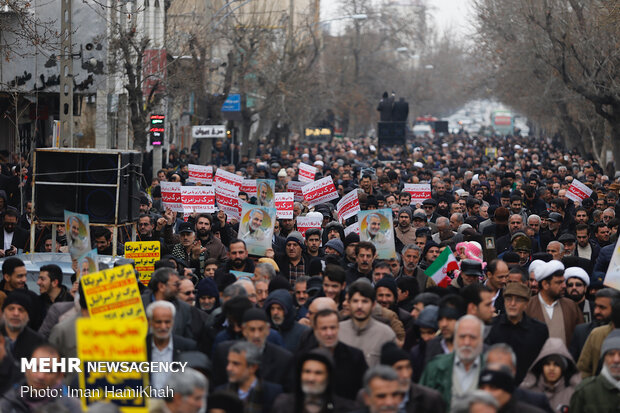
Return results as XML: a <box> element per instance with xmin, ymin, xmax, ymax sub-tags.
<box><xmin>525</xmin><ymin>295</ymin><xmax>584</xmax><ymax>345</ymax></box>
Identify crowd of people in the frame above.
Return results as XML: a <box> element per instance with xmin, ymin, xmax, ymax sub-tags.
<box><xmin>1</xmin><ymin>131</ymin><xmax>620</xmax><ymax>413</ymax></box>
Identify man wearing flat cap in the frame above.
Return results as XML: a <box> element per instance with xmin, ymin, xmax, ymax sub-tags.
<box><xmin>570</xmin><ymin>329</ymin><xmax>620</xmax><ymax>411</ymax></box>
<box><xmin>486</xmin><ymin>282</ymin><xmax>549</xmax><ymax>384</ymax></box>
<box><xmin>525</xmin><ymin>260</ymin><xmax>584</xmax><ymax>345</ymax></box>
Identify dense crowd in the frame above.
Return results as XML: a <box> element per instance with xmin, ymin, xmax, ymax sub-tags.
<box><xmin>1</xmin><ymin>131</ymin><xmax>620</xmax><ymax>413</ymax></box>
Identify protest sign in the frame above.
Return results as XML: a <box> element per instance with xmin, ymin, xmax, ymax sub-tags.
<box><xmin>604</xmin><ymin>238</ymin><xmax>620</xmax><ymax>291</ymax></box>
<box><xmin>256</xmin><ymin>179</ymin><xmax>276</xmax><ymax>207</ymax></box>
<box><xmin>302</xmin><ymin>176</ymin><xmax>338</xmax><ymax>207</ymax></box>
<box><xmin>344</xmin><ymin>221</ymin><xmax>360</xmax><ymax>236</ymax></box>
<box><xmin>214</xmin><ymin>168</ymin><xmax>243</xmax><ymax>189</ymax></box>
<box><xmin>181</xmin><ymin>186</ymin><xmax>216</xmax><ymax>213</ymax></box>
<box><xmin>403</xmin><ymin>183</ymin><xmax>432</xmax><ymax>205</ymax></box>
<box><xmin>187</xmin><ymin>164</ymin><xmax>213</xmax><ymax>185</ymax></box>
<box><xmin>337</xmin><ymin>190</ymin><xmax>361</xmax><ymax>221</ymax></box>
<box><xmin>80</xmin><ymin>264</ymin><xmax>145</xmax><ymax>322</ymax></box>
<box><xmin>231</xmin><ymin>271</ymin><xmax>255</xmax><ymax>280</ymax></box>
<box><xmin>287</xmin><ymin>180</ymin><xmax>305</xmax><ymax>201</ymax></box>
<box><xmin>76</xmin><ymin>318</ymin><xmax>149</xmax><ymax>412</ymax></box>
<box><xmin>298</xmin><ymin>162</ymin><xmax>317</xmax><ymax>183</ymax></box>
<box><xmin>485</xmin><ymin>147</ymin><xmax>498</xmax><ymax>158</ymax></box>
<box><xmin>160</xmin><ymin>181</ymin><xmax>183</xmax><ymax>212</ymax></box>
<box><xmin>215</xmin><ymin>183</ymin><xmax>241</xmax><ymax>221</ymax></box>
<box><xmin>359</xmin><ymin>209</ymin><xmax>396</xmax><ymax>259</ymax></box>
<box><xmin>240</xmin><ymin>179</ymin><xmax>257</xmax><ymax>196</ymax></box>
<box><xmin>275</xmin><ymin>192</ymin><xmax>294</xmax><ymax>219</ymax></box>
<box><xmin>296</xmin><ymin>216</ymin><xmax>323</xmax><ymax>238</ymax></box>
<box><xmin>238</xmin><ymin>203</ymin><xmax>276</xmax><ymax>256</ymax></box>
<box><xmin>566</xmin><ymin>179</ymin><xmax>593</xmax><ymax>204</ymax></box>
<box><xmin>65</xmin><ymin>211</ymin><xmax>91</xmax><ymax>260</ymax></box>
<box><xmin>124</xmin><ymin>241</ymin><xmax>161</xmax><ymax>284</ymax></box>
<box><xmin>77</xmin><ymin>249</ymin><xmax>98</xmax><ymax>278</ymax></box>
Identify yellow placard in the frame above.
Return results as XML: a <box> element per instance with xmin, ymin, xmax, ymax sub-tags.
<box><xmin>124</xmin><ymin>241</ymin><xmax>160</xmax><ymax>285</ymax></box>
<box><xmin>80</xmin><ymin>264</ymin><xmax>145</xmax><ymax>322</ymax></box>
<box><xmin>76</xmin><ymin>318</ymin><xmax>149</xmax><ymax>412</ymax></box>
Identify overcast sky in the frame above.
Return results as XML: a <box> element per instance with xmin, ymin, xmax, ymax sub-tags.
<box><xmin>321</xmin><ymin>0</ymin><xmax>475</xmax><ymax>38</ymax></box>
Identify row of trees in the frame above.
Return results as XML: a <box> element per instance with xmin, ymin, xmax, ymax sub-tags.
<box><xmin>120</xmin><ymin>0</ymin><xmax>473</xmax><ymax>155</ymax></box>
<box><xmin>472</xmin><ymin>0</ymin><xmax>620</xmax><ymax>167</ymax></box>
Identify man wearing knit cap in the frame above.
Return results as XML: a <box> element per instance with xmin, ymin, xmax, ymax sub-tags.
<box><xmin>211</xmin><ymin>307</ymin><xmax>294</xmax><ymax>390</ymax></box>
<box><xmin>324</xmin><ymin>238</ymin><xmax>344</xmax><ymax>257</ymax></box>
<box><xmin>395</xmin><ymin>207</ymin><xmax>416</xmax><ymax>247</ymax></box>
<box><xmin>379</xmin><ymin>342</ymin><xmax>446</xmax><ymax>412</ymax></box>
<box><xmin>275</xmin><ymin>231</ymin><xmax>308</xmax><ymax>284</ymax></box>
<box><xmin>343</xmin><ymin>233</ymin><xmax>360</xmax><ymax>265</ymax></box>
<box><xmin>525</xmin><ymin>260</ymin><xmax>584</xmax><ymax>345</ymax></box>
<box><xmin>570</xmin><ymin>329</ymin><xmax>620</xmax><ymax>411</ymax></box>
<box><xmin>375</xmin><ymin>277</ymin><xmax>413</xmax><ymax>331</ymax></box>
<box><xmin>272</xmin><ymin>348</ymin><xmax>357</xmax><ymax>413</ymax></box>
<box><xmin>479</xmin><ymin>365</ymin><xmax>546</xmax><ymax>413</ymax></box>
<box><xmin>1</xmin><ymin>290</ymin><xmax>46</xmax><ymax>361</ymax></box>
<box><xmin>195</xmin><ymin>277</ymin><xmax>219</xmax><ymax>314</ymax></box>
<box><xmin>564</xmin><ymin>266</ymin><xmax>592</xmax><ymax>322</ymax></box>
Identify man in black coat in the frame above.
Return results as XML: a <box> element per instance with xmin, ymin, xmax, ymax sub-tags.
<box><xmin>0</xmin><ymin>209</ymin><xmax>29</xmax><ymax>252</ymax></box>
<box><xmin>485</xmin><ymin>282</ymin><xmax>549</xmax><ymax>384</ymax></box>
<box><xmin>1</xmin><ymin>258</ymin><xmax>44</xmax><ymax>330</ymax></box>
<box><xmin>211</xmin><ymin>308</ymin><xmax>293</xmax><ymax>391</ymax></box>
<box><xmin>272</xmin><ymin>348</ymin><xmax>356</xmax><ymax>413</ymax></box>
<box><xmin>1</xmin><ymin>290</ymin><xmax>47</xmax><ymax>362</ymax></box>
<box><xmin>296</xmin><ymin>308</ymin><xmax>368</xmax><ymax>401</ymax></box>
<box><xmin>379</xmin><ymin>342</ymin><xmax>446</xmax><ymax>413</ymax></box>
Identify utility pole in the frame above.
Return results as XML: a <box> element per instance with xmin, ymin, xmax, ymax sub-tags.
<box><xmin>60</xmin><ymin>0</ymin><xmax>74</xmax><ymax>147</ymax></box>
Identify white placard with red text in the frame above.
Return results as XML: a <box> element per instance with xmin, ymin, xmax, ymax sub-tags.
<box><xmin>302</xmin><ymin>176</ymin><xmax>338</xmax><ymax>207</ymax></box>
<box><xmin>296</xmin><ymin>216</ymin><xmax>323</xmax><ymax>238</ymax></box>
<box><xmin>344</xmin><ymin>221</ymin><xmax>360</xmax><ymax>236</ymax></box>
<box><xmin>566</xmin><ymin>179</ymin><xmax>593</xmax><ymax>204</ymax></box>
<box><xmin>214</xmin><ymin>168</ymin><xmax>243</xmax><ymax>189</ymax></box>
<box><xmin>215</xmin><ymin>183</ymin><xmax>241</xmax><ymax>221</ymax></box>
<box><xmin>181</xmin><ymin>186</ymin><xmax>216</xmax><ymax>213</ymax></box>
<box><xmin>241</xmin><ymin>179</ymin><xmax>257</xmax><ymax>195</ymax></box>
<box><xmin>337</xmin><ymin>190</ymin><xmax>361</xmax><ymax>221</ymax></box>
<box><xmin>404</xmin><ymin>183</ymin><xmax>432</xmax><ymax>205</ymax></box>
<box><xmin>187</xmin><ymin>164</ymin><xmax>213</xmax><ymax>185</ymax></box>
<box><xmin>160</xmin><ymin>182</ymin><xmax>182</xmax><ymax>212</ymax></box>
<box><xmin>275</xmin><ymin>193</ymin><xmax>294</xmax><ymax>219</ymax></box>
<box><xmin>287</xmin><ymin>181</ymin><xmax>305</xmax><ymax>201</ymax></box>
<box><xmin>298</xmin><ymin>162</ymin><xmax>317</xmax><ymax>183</ymax></box>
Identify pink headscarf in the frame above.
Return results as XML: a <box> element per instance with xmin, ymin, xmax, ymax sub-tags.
<box><xmin>455</xmin><ymin>241</ymin><xmax>483</xmax><ymax>263</ymax></box>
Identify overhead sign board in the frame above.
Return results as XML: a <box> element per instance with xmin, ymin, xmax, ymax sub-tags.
<box><xmin>221</xmin><ymin>94</ymin><xmax>241</xmax><ymax>112</ymax></box>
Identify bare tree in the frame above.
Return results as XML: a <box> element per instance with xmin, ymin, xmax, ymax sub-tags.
<box><xmin>473</xmin><ymin>0</ymin><xmax>620</xmax><ymax>167</ymax></box>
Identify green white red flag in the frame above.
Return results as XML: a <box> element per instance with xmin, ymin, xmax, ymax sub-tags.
<box><xmin>424</xmin><ymin>247</ymin><xmax>459</xmax><ymax>288</ymax></box>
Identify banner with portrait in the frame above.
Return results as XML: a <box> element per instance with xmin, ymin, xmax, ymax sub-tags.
<box><xmin>238</xmin><ymin>203</ymin><xmax>276</xmax><ymax>256</ymax></box>
<box><xmin>256</xmin><ymin>179</ymin><xmax>276</xmax><ymax>207</ymax></box>
<box><xmin>358</xmin><ymin>208</ymin><xmax>396</xmax><ymax>259</ymax></box>
<box><xmin>77</xmin><ymin>249</ymin><xmax>98</xmax><ymax>278</ymax></box>
<box><xmin>64</xmin><ymin>211</ymin><xmax>91</xmax><ymax>260</ymax></box>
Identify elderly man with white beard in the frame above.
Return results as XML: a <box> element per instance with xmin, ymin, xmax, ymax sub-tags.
<box><xmin>420</xmin><ymin>315</ymin><xmax>485</xmax><ymax>411</ymax></box>
<box><xmin>272</xmin><ymin>348</ymin><xmax>356</xmax><ymax>413</ymax></box>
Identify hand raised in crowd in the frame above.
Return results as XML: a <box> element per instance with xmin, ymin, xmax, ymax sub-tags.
<box><xmin>191</xmin><ymin>240</ymin><xmax>206</xmax><ymax>259</ymax></box>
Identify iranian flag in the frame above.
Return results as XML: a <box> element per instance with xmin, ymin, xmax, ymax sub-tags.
<box><xmin>424</xmin><ymin>247</ymin><xmax>459</xmax><ymax>288</ymax></box>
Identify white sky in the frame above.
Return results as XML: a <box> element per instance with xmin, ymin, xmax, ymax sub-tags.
<box><xmin>320</xmin><ymin>0</ymin><xmax>474</xmax><ymax>39</ymax></box>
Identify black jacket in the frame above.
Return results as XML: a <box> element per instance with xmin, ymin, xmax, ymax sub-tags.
<box><xmin>145</xmin><ymin>333</ymin><xmax>197</xmax><ymax>361</ymax></box>
<box><xmin>296</xmin><ymin>332</ymin><xmax>368</xmax><ymax>400</ymax></box>
<box><xmin>0</xmin><ymin>227</ymin><xmax>29</xmax><ymax>251</ymax></box>
<box><xmin>486</xmin><ymin>313</ymin><xmax>549</xmax><ymax>384</ymax></box>
<box><xmin>212</xmin><ymin>340</ymin><xmax>294</xmax><ymax>391</ymax></box>
<box><xmin>1</xmin><ymin>325</ymin><xmax>46</xmax><ymax>361</ymax></box>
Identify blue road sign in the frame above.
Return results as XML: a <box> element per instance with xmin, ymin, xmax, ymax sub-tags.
<box><xmin>221</xmin><ymin>94</ymin><xmax>241</xmax><ymax>112</ymax></box>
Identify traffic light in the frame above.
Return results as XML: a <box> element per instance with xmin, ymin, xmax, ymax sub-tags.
<box><xmin>149</xmin><ymin>114</ymin><xmax>165</xmax><ymax>146</ymax></box>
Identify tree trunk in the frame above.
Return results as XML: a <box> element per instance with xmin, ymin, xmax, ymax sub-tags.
<box><xmin>610</xmin><ymin>117</ymin><xmax>620</xmax><ymax>176</ymax></box>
